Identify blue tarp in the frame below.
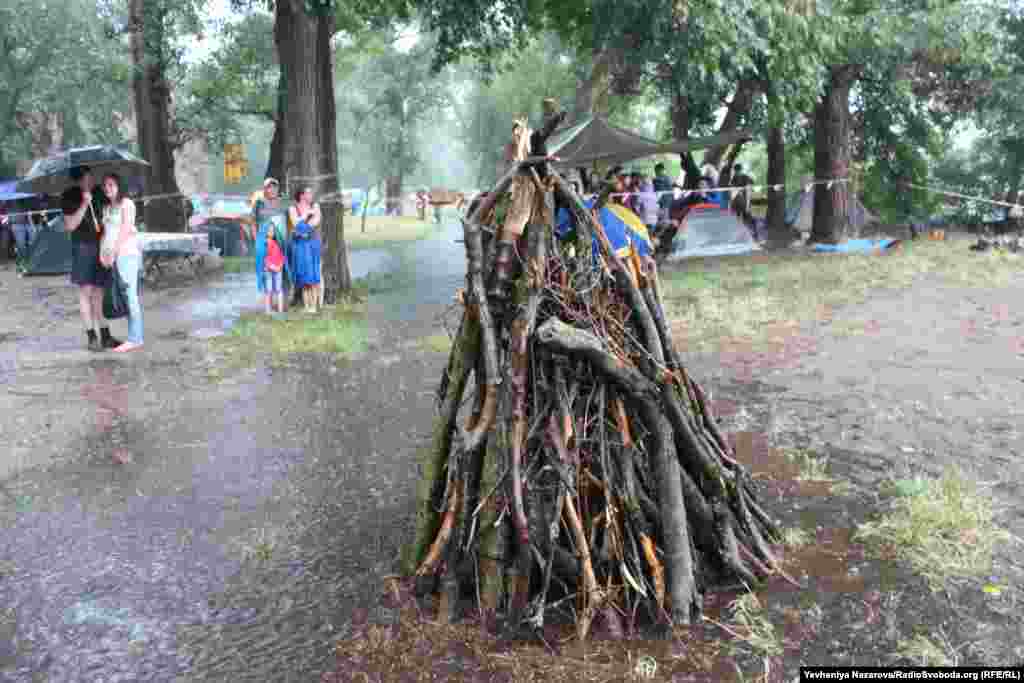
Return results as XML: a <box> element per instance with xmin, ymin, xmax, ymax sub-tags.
<box><xmin>810</xmin><ymin>238</ymin><xmax>900</xmax><ymax>253</ymax></box>
<box><xmin>0</xmin><ymin>179</ymin><xmax>35</xmax><ymax>201</ymax></box>
<box><xmin>556</xmin><ymin>199</ymin><xmax>653</xmax><ymax>260</ymax></box>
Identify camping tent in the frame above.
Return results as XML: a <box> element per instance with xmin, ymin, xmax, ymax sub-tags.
<box><xmin>785</xmin><ymin>190</ymin><xmax>878</xmax><ymax>233</ymax></box>
<box><xmin>663</xmin><ymin>204</ymin><xmax>760</xmax><ymax>260</ymax></box>
<box><xmin>546</xmin><ymin>116</ymin><xmax>753</xmax><ymax>169</ymax></box>
<box><xmin>0</xmin><ymin>179</ymin><xmax>35</xmax><ymax>202</ymax></box>
<box><xmin>22</xmin><ymin>215</ymin><xmax>72</xmax><ymax>276</ymax></box>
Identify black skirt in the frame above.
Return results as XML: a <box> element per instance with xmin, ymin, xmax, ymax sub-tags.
<box><xmin>70</xmin><ymin>240</ymin><xmax>112</xmax><ymax>288</ymax></box>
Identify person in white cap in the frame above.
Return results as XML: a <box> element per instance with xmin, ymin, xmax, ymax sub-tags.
<box><xmin>252</xmin><ymin>178</ymin><xmax>291</xmax><ymax>313</ymax></box>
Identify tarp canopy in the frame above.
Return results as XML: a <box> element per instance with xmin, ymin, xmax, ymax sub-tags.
<box><xmin>547</xmin><ymin>116</ymin><xmax>755</xmax><ymax>169</ymax></box>
<box><xmin>663</xmin><ymin>204</ymin><xmax>760</xmax><ymax>260</ymax></box>
<box><xmin>0</xmin><ymin>179</ymin><xmax>35</xmax><ymax>202</ymax></box>
<box><xmin>22</xmin><ymin>215</ymin><xmax>72</xmax><ymax>276</ymax></box>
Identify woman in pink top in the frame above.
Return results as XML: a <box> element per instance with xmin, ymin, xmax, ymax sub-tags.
<box><xmin>99</xmin><ymin>174</ymin><xmax>143</xmax><ymax>352</ymax></box>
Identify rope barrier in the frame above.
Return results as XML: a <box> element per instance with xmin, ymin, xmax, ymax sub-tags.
<box><xmin>902</xmin><ymin>182</ymin><xmax>1024</xmax><ymax>215</ymax></box>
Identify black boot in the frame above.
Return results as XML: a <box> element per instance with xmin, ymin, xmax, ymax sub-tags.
<box><xmin>87</xmin><ymin>330</ymin><xmax>103</xmax><ymax>352</ymax></box>
<box><xmin>100</xmin><ymin>327</ymin><xmax>122</xmax><ymax>349</ymax></box>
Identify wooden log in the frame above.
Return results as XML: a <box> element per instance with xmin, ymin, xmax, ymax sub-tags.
<box><xmin>405</xmin><ymin>316</ymin><xmax>479</xmax><ymax>574</ymax></box>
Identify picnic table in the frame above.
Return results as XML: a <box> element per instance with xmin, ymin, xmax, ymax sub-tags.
<box><xmin>139</xmin><ymin>232</ymin><xmax>211</xmax><ymax>280</ymax></box>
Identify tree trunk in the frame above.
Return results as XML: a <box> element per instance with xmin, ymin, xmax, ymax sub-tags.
<box><xmin>275</xmin><ymin>0</ymin><xmax>350</xmax><ymax>299</ymax></box>
<box><xmin>265</xmin><ymin>73</ymin><xmax>286</xmax><ymax>182</ymax></box>
<box><xmin>129</xmin><ymin>0</ymin><xmax>186</xmax><ymax>232</ymax></box>
<box><xmin>702</xmin><ymin>79</ymin><xmax>761</xmax><ymax>170</ymax></box>
<box><xmin>764</xmin><ymin>124</ymin><xmax>790</xmax><ymax>245</ymax></box>
<box><xmin>386</xmin><ymin>176</ymin><xmax>403</xmax><ymax>216</ymax></box>
<box><xmin>810</xmin><ymin>65</ymin><xmax>860</xmax><ymax>244</ymax></box>
<box><xmin>573</xmin><ymin>48</ymin><xmax>617</xmax><ymax>121</ymax></box>
<box><xmin>670</xmin><ymin>91</ymin><xmax>701</xmax><ymax>189</ymax></box>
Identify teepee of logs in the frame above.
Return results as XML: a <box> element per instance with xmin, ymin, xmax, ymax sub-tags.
<box><xmin>405</xmin><ymin>104</ymin><xmax>788</xmax><ymax>640</ymax></box>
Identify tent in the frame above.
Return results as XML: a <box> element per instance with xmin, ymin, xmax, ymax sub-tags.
<box><xmin>0</xmin><ymin>179</ymin><xmax>35</xmax><ymax>202</ymax></box>
<box><xmin>22</xmin><ymin>215</ymin><xmax>72</xmax><ymax>276</ymax></box>
<box><xmin>663</xmin><ymin>204</ymin><xmax>760</xmax><ymax>260</ymax></box>
<box><xmin>547</xmin><ymin>116</ymin><xmax>754</xmax><ymax>169</ymax></box>
<box><xmin>785</xmin><ymin>190</ymin><xmax>878</xmax><ymax>233</ymax></box>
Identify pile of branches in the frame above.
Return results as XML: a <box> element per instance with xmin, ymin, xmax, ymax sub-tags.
<box><xmin>407</xmin><ymin>135</ymin><xmax>787</xmax><ymax>641</ymax></box>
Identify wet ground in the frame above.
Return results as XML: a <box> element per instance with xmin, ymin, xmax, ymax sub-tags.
<box><xmin>0</xmin><ymin>236</ymin><xmax>444</xmax><ymax>682</ymax></box>
<box><xmin>1</xmin><ymin>224</ymin><xmax>1023</xmax><ymax>682</ymax></box>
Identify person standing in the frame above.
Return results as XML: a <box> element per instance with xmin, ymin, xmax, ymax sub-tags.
<box><xmin>288</xmin><ymin>186</ymin><xmax>323</xmax><ymax>313</ymax></box>
<box><xmin>98</xmin><ymin>174</ymin><xmax>143</xmax><ymax>352</ymax></box>
<box><xmin>252</xmin><ymin>178</ymin><xmax>290</xmax><ymax>314</ymax></box>
<box><xmin>62</xmin><ymin>165</ymin><xmax>120</xmax><ymax>352</ymax></box>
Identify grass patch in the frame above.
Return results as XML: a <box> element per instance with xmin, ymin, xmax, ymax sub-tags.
<box><xmin>660</xmin><ymin>240</ymin><xmax>1021</xmax><ymax>351</ymax></box>
<box><xmin>347</xmin><ymin>216</ymin><xmax>439</xmax><ymax>249</ymax></box>
<box><xmin>221</xmin><ymin>255</ymin><xmax>255</xmax><ymax>274</ymax></box>
<box><xmin>709</xmin><ymin>592</ymin><xmax>783</xmax><ymax>658</ymax></box>
<box><xmin>780</xmin><ymin>527</ymin><xmax>812</xmax><ymax>548</ymax></box>
<box><xmin>854</xmin><ymin>466</ymin><xmax>1011</xmax><ymax>591</ymax></box>
<box><xmin>896</xmin><ymin>632</ymin><xmax>961</xmax><ymax>666</ymax></box>
<box><xmin>781</xmin><ymin>448</ymin><xmax>833</xmax><ymax>482</ymax></box>
<box><xmin>418</xmin><ymin>332</ymin><xmax>453</xmax><ymax>353</ymax></box>
<box><xmin>208</xmin><ymin>301</ymin><xmax>367</xmax><ymax>376</ymax></box>
<box><xmin>234</xmin><ymin>526</ymin><xmax>278</xmax><ymax>564</ymax></box>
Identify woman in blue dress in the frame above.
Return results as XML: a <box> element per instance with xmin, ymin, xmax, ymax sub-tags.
<box><xmin>287</xmin><ymin>186</ymin><xmax>322</xmax><ymax>314</ymax></box>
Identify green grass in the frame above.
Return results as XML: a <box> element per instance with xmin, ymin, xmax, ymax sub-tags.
<box><xmin>418</xmin><ymin>332</ymin><xmax>453</xmax><ymax>353</ymax></box>
<box><xmin>208</xmin><ymin>301</ymin><xmax>367</xmax><ymax>377</ymax></box>
<box><xmin>222</xmin><ymin>255</ymin><xmax>255</xmax><ymax>274</ymax></box>
<box><xmin>854</xmin><ymin>465</ymin><xmax>1011</xmax><ymax>592</ymax></box>
<box><xmin>707</xmin><ymin>591</ymin><xmax>783</xmax><ymax>658</ymax></box>
<box><xmin>659</xmin><ymin>240</ymin><xmax>1021</xmax><ymax>351</ymax></box>
<box><xmin>347</xmin><ymin>215</ymin><xmax>440</xmax><ymax>249</ymax></box>
<box><xmin>782</xmin><ymin>447</ymin><xmax>834</xmax><ymax>482</ymax></box>
<box><xmin>780</xmin><ymin>527</ymin><xmax>812</xmax><ymax>548</ymax></box>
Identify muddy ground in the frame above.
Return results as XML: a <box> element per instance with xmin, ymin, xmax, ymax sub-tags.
<box><xmin>0</xmin><ymin>227</ymin><xmax>1021</xmax><ymax>682</ymax></box>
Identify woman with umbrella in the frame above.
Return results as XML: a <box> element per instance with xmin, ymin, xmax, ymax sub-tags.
<box><xmin>62</xmin><ymin>165</ymin><xmax>119</xmax><ymax>352</ymax></box>
<box><xmin>98</xmin><ymin>173</ymin><xmax>144</xmax><ymax>352</ymax></box>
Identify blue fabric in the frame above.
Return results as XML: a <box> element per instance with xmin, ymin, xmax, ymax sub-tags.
<box><xmin>116</xmin><ymin>253</ymin><xmax>144</xmax><ymax>344</ymax></box>
<box><xmin>0</xmin><ymin>179</ymin><xmax>34</xmax><ymax>201</ymax></box>
<box><xmin>289</xmin><ymin>221</ymin><xmax>322</xmax><ymax>288</ymax></box>
<box><xmin>810</xmin><ymin>238</ymin><xmax>898</xmax><ymax>253</ymax></box>
<box><xmin>253</xmin><ymin>199</ymin><xmax>291</xmax><ymax>293</ymax></box>
<box><xmin>555</xmin><ymin>199</ymin><xmax>653</xmax><ymax>262</ymax></box>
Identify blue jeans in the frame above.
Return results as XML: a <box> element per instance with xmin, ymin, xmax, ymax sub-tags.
<box><xmin>12</xmin><ymin>222</ymin><xmax>35</xmax><ymax>254</ymax></box>
<box><xmin>116</xmin><ymin>253</ymin><xmax>144</xmax><ymax>344</ymax></box>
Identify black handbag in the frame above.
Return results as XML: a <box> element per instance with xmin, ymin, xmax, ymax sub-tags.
<box><xmin>103</xmin><ymin>262</ymin><xmax>138</xmax><ymax>320</ymax></box>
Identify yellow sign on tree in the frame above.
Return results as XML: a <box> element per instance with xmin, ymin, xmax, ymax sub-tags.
<box><xmin>223</xmin><ymin>144</ymin><xmax>249</xmax><ymax>185</ymax></box>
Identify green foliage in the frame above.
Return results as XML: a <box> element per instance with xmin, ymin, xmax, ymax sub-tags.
<box><xmin>452</xmin><ymin>33</ymin><xmax>578</xmax><ymax>186</ymax></box>
<box><xmin>183</xmin><ymin>11</ymin><xmax>278</xmax><ymax>148</ymax></box>
<box><xmin>336</xmin><ymin>31</ymin><xmax>452</xmax><ymax>188</ymax></box>
<box><xmin>0</xmin><ymin>0</ymin><xmax>132</xmax><ymax>172</ymax></box>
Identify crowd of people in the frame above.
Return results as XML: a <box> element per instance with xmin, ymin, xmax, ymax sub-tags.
<box><xmin>588</xmin><ymin>161</ymin><xmax>759</xmax><ymax>257</ymax></box>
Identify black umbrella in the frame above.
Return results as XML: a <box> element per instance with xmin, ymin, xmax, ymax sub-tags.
<box><xmin>16</xmin><ymin>145</ymin><xmax>151</xmax><ymax>196</ymax></box>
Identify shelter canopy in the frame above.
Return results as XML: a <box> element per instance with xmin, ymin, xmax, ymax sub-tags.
<box><xmin>547</xmin><ymin>116</ymin><xmax>754</xmax><ymax>168</ymax></box>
